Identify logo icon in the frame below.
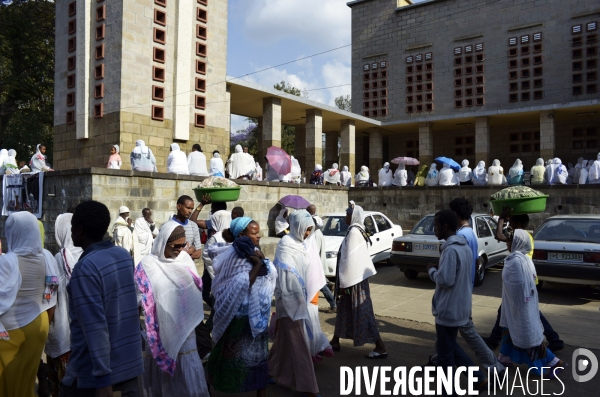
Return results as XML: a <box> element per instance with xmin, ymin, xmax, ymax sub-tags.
<box><xmin>572</xmin><ymin>348</ymin><xmax>598</xmax><ymax>383</ymax></box>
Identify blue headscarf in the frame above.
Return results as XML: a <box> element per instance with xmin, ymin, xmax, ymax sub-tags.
<box><xmin>230</xmin><ymin>216</ymin><xmax>252</xmax><ymax>240</ymax></box>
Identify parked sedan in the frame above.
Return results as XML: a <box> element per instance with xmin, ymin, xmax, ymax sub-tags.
<box><xmin>320</xmin><ymin>211</ymin><xmax>403</xmax><ymax>277</ymax></box>
<box><xmin>390</xmin><ymin>214</ymin><xmax>508</xmax><ymax>286</ymax></box>
<box><xmin>532</xmin><ymin>215</ymin><xmax>600</xmax><ymax>288</ymax></box>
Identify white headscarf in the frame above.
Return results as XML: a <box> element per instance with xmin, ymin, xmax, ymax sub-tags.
<box><xmin>546</xmin><ymin>157</ymin><xmax>567</xmax><ymax>185</ymax></box>
<box><xmin>589</xmin><ymin>152</ymin><xmax>600</xmax><ymax>184</ymax></box>
<box><xmin>167</xmin><ymin>143</ymin><xmax>189</xmax><ymax>175</ymax></box>
<box><xmin>187</xmin><ymin>147</ymin><xmax>209</xmax><ymax>176</ymax></box>
<box><xmin>340</xmin><ymin>165</ymin><xmax>352</xmax><ymax>186</ymax></box>
<box><xmin>226</xmin><ymin>145</ymin><xmax>255</xmax><ymax>179</ymax></box>
<box><xmin>530</xmin><ymin>158</ymin><xmax>546</xmax><ymax>185</ymax></box>
<box><xmin>488</xmin><ymin>159</ymin><xmax>505</xmax><ymax>185</ymax></box>
<box><xmin>55</xmin><ymin>213</ymin><xmax>83</xmax><ymax>279</ymax></box>
<box><xmin>378</xmin><ymin>162</ymin><xmax>393</xmax><ymax>186</ymax></box>
<box><xmin>509</xmin><ymin>159</ymin><xmax>523</xmax><ymax>178</ymax></box>
<box><xmin>393</xmin><ymin>163</ymin><xmax>407</xmax><ymax>186</ymax></box>
<box><xmin>315</xmin><ymin>164</ymin><xmax>323</xmax><ymax>171</ymax></box>
<box><xmin>472</xmin><ymin>161</ymin><xmax>487</xmax><ymax>185</ymax></box>
<box><xmin>290</xmin><ymin>156</ymin><xmax>302</xmax><ymax>178</ymax></box>
<box><xmin>438</xmin><ymin>163</ymin><xmax>456</xmax><ymax>186</ymax></box>
<box><xmin>210</xmin><ymin>152</ymin><xmax>225</xmax><ymax>176</ymax></box>
<box><xmin>458</xmin><ymin>159</ymin><xmax>472</xmax><ymax>182</ymax></box>
<box><xmin>324</xmin><ymin>163</ymin><xmax>341</xmax><ymax>184</ymax></box>
<box><xmin>356</xmin><ymin>165</ymin><xmax>370</xmax><ymax>182</ymax></box>
<box><xmin>275</xmin><ymin>208</ymin><xmax>289</xmax><ymax>234</ymax></box>
<box><xmin>338</xmin><ymin>205</ymin><xmax>376</xmax><ymax>288</ymax></box>
<box><xmin>31</xmin><ymin>144</ymin><xmax>50</xmax><ymax>172</ymax></box>
<box><xmin>136</xmin><ymin>222</ymin><xmax>204</xmax><ymax>374</ymax></box>
<box><xmin>500</xmin><ymin>229</ymin><xmax>543</xmax><ymax>349</ymax></box>
<box><xmin>131</xmin><ymin>140</ymin><xmax>157</xmax><ymax>172</ymax></box>
<box><xmin>0</xmin><ymin>149</ymin><xmax>8</xmax><ymax>175</ymax></box>
<box><xmin>425</xmin><ymin>163</ymin><xmax>439</xmax><ymax>186</ymax></box>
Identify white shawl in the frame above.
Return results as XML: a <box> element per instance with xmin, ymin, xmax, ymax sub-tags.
<box><xmin>472</xmin><ymin>161</ymin><xmax>487</xmax><ymax>185</ymax></box>
<box><xmin>392</xmin><ymin>163</ymin><xmax>407</xmax><ymax>186</ymax></box>
<box><xmin>167</xmin><ymin>143</ymin><xmax>190</xmax><ymax>175</ymax></box>
<box><xmin>425</xmin><ymin>164</ymin><xmax>440</xmax><ymax>186</ymax></box>
<box><xmin>137</xmin><ymin>222</ymin><xmax>205</xmax><ymax>363</ymax></box>
<box><xmin>338</xmin><ymin>205</ymin><xmax>376</xmax><ymax>288</ymax></box>
<box><xmin>131</xmin><ymin>140</ymin><xmax>157</xmax><ymax>172</ymax></box>
<box><xmin>187</xmin><ymin>150</ymin><xmax>209</xmax><ymax>176</ymax></box>
<box><xmin>226</xmin><ymin>145</ymin><xmax>256</xmax><ymax>179</ymax></box>
<box><xmin>112</xmin><ymin>217</ymin><xmax>133</xmax><ymax>252</ymax></box>
<box><xmin>530</xmin><ymin>158</ymin><xmax>546</xmax><ymax>185</ymax></box>
<box><xmin>579</xmin><ymin>160</ymin><xmax>589</xmax><ymax>184</ymax></box>
<box><xmin>340</xmin><ymin>166</ymin><xmax>352</xmax><ymax>186</ymax></box>
<box><xmin>275</xmin><ymin>209</ymin><xmax>289</xmax><ymax>235</ymax></box>
<box><xmin>202</xmin><ymin>210</ymin><xmax>232</xmax><ymax>279</ymax></box>
<box><xmin>439</xmin><ymin>164</ymin><xmax>457</xmax><ymax>186</ymax></box>
<box><xmin>210</xmin><ymin>153</ymin><xmax>225</xmax><ymax>176</ymax></box>
<box><xmin>589</xmin><ymin>153</ymin><xmax>600</xmax><ymax>184</ymax></box>
<box><xmin>31</xmin><ymin>144</ymin><xmax>51</xmax><ymax>173</ymax></box>
<box><xmin>488</xmin><ymin>159</ymin><xmax>505</xmax><ymax>186</ymax></box>
<box><xmin>458</xmin><ymin>160</ymin><xmax>472</xmax><ymax>182</ymax></box>
<box><xmin>133</xmin><ymin>217</ymin><xmax>157</xmax><ymax>266</ymax></box>
<box><xmin>378</xmin><ymin>163</ymin><xmax>393</xmax><ymax>186</ymax></box>
<box><xmin>0</xmin><ymin>149</ymin><xmax>7</xmax><ymax>175</ymax></box>
<box><xmin>324</xmin><ymin>163</ymin><xmax>341</xmax><ymax>184</ymax></box>
<box><xmin>356</xmin><ymin>166</ymin><xmax>370</xmax><ymax>183</ymax></box>
<box><xmin>254</xmin><ymin>162</ymin><xmax>263</xmax><ymax>181</ymax></box>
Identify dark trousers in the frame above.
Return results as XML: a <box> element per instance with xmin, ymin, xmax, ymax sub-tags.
<box><xmin>489</xmin><ymin>305</ymin><xmax>562</xmax><ymax>346</ymax></box>
<box><xmin>436</xmin><ymin>324</ymin><xmax>482</xmax><ymax>396</ymax></box>
<box><xmin>60</xmin><ymin>377</ymin><xmax>140</xmax><ymax>397</ymax></box>
<box><xmin>320</xmin><ymin>284</ymin><xmax>336</xmax><ymax>309</ymax></box>
<box><xmin>201</xmin><ymin>268</ymin><xmax>214</xmax><ymax>309</ymax></box>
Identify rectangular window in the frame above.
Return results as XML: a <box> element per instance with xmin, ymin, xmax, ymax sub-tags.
<box><xmin>152</xmin><ymin>66</ymin><xmax>165</xmax><ymax>81</ymax></box>
<box><xmin>521</xmin><ymin>81</ymin><xmax>530</xmax><ymax>90</ymax></box>
<box><xmin>68</xmin><ymin>56</ymin><xmax>76</xmax><ymax>70</ymax></box>
<box><xmin>406</xmin><ymin>96</ymin><xmax>413</xmax><ymax>103</ymax></box>
<box><xmin>94</xmin><ymin>64</ymin><xmax>104</xmax><ymax>79</ymax></box>
<box><xmin>95</xmin><ymin>24</ymin><xmax>105</xmax><ymax>41</ymax></box>
<box><xmin>371</xmin><ymin>90</ymin><xmax>378</xmax><ymax>98</ymax></box>
<box><xmin>510</xmin><ymin>82</ymin><xmax>518</xmax><ymax>91</ymax></box>
<box><xmin>455</xmin><ymin>100</ymin><xmax>462</xmax><ymax>108</ymax></box>
<box><xmin>534</xmin><ymin>79</ymin><xmax>543</xmax><ymax>88</ymax></box>
<box><xmin>155</xmin><ymin>0</ymin><xmax>167</xmax><ymax>7</ymax></box>
<box><xmin>68</xmin><ymin>19</ymin><xmax>76</xmax><ymax>35</ymax></box>
<box><xmin>67</xmin><ymin>74</ymin><xmax>75</xmax><ymax>88</ymax></box>
<box><xmin>521</xmin><ymin>46</ymin><xmax>529</xmax><ymax>55</ymax></box>
<box><xmin>196</xmin><ymin>42</ymin><xmax>207</xmax><ymax>57</ymax></box>
<box><xmin>533</xmin><ymin>90</ymin><xmax>543</xmax><ymax>100</ymax></box>
<box><xmin>95</xmin><ymin>44</ymin><xmax>104</xmax><ymax>60</ymax></box>
<box><xmin>533</xmin><ymin>43</ymin><xmax>543</xmax><ymax>53</ymax></box>
<box><xmin>196</xmin><ymin>60</ymin><xmax>206</xmax><ymax>74</ymax></box>
<box><xmin>509</xmin><ymin>71</ymin><xmax>518</xmax><ymax>80</ymax></box>
<box><xmin>196</xmin><ymin>25</ymin><xmax>207</xmax><ymax>39</ymax></box>
<box><xmin>465</xmin><ymin>88</ymin><xmax>473</xmax><ymax>96</ymax></box>
<box><xmin>406</xmin><ymin>66</ymin><xmax>414</xmax><ymax>74</ymax></box>
<box><xmin>195</xmin><ymin>95</ymin><xmax>206</xmax><ymax>109</ymax></box>
<box><xmin>68</xmin><ymin>37</ymin><xmax>76</xmax><ymax>53</ymax></box>
<box><xmin>587</xmin><ymin>127</ymin><xmax>597</xmax><ymax>136</ymax></box>
<box><xmin>465</xmin><ymin>55</ymin><xmax>473</xmax><ymax>63</ymax></box>
<box><xmin>66</xmin><ymin>92</ymin><xmax>75</xmax><ymax>107</ymax></box>
<box><xmin>510</xmin><ymin>144</ymin><xmax>519</xmax><ymax>153</ymax></box>
<box><xmin>465</xmin><ymin>99</ymin><xmax>473</xmax><ymax>107</ymax></box>
<box><xmin>96</xmin><ymin>5</ymin><xmax>106</xmax><ymax>21</ymax></box>
<box><xmin>68</xmin><ymin>1</ymin><xmax>76</xmax><ymax>17</ymax></box>
<box><xmin>455</xmin><ymin>78</ymin><xmax>462</xmax><ymax>87</ymax></box>
<box><xmin>509</xmin><ymin>93</ymin><xmax>518</xmax><ymax>102</ymax></box>
<box><xmin>94</xmin><ymin>103</ymin><xmax>104</xmax><ymax>119</ymax></box>
<box><xmin>94</xmin><ymin>83</ymin><xmax>104</xmax><ymax>99</ymax></box>
<box><xmin>587</xmin><ymin>84</ymin><xmax>598</xmax><ymax>94</ymax></box>
<box><xmin>153</xmin><ymin>47</ymin><xmax>165</xmax><ymax>63</ymax></box>
<box><xmin>475</xmin><ymin>97</ymin><xmax>484</xmax><ymax>106</ymax></box>
<box><xmin>466</xmin><ymin>77</ymin><xmax>474</xmax><ymax>85</ymax></box>
<box><xmin>573</xmin><ymin>86</ymin><xmax>583</xmax><ymax>95</ymax></box>
<box><xmin>573</xmin><ymin>74</ymin><xmax>583</xmax><ymax>83</ymax></box>
<box><xmin>154</xmin><ymin>28</ymin><xmax>166</xmax><ymax>44</ymax></box>
<box><xmin>152</xmin><ymin>105</ymin><xmax>164</xmax><ymax>121</ymax></box>
<box><xmin>197</xmin><ymin>8</ymin><xmax>207</xmax><ymax>23</ymax></box>
<box><xmin>455</xmin><ymin>58</ymin><xmax>462</xmax><ymax>66</ymax></box>
<box><xmin>587</xmin><ymin>140</ymin><xmax>598</xmax><ymax>149</ymax></box>
<box><xmin>588</xmin><ymin>72</ymin><xmax>598</xmax><ymax>81</ymax></box>
<box><xmin>66</xmin><ymin>111</ymin><xmax>75</xmax><ymax>125</ymax></box>
<box><xmin>573</xmin><ymin>140</ymin><xmax>584</xmax><ymax>149</ymax></box>
<box><xmin>521</xmin><ymin>92</ymin><xmax>530</xmax><ymax>101</ymax></box>
<box><xmin>152</xmin><ymin>85</ymin><xmax>165</xmax><ymax>101</ymax></box>
<box><xmin>522</xmin><ymin>144</ymin><xmax>532</xmax><ymax>152</ymax></box>
<box><xmin>573</xmin><ymin>128</ymin><xmax>584</xmax><ymax>137</ymax></box>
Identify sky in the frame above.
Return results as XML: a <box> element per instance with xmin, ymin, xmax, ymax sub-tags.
<box><xmin>227</xmin><ymin>0</ymin><xmax>427</xmax><ymax>133</ymax></box>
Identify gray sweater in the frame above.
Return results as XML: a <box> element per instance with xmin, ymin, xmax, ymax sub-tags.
<box><xmin>429</xmin><ymin>234</ymin><xmax>473</xmax><ymax>327</ymax></box>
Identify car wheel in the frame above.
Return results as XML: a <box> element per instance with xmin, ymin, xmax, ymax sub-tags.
<box><xmin>473</xmin><ymin>258</ymin><xmax>486</xmax><ymax>287</ymax></box>
<box><xmin>403</xmin><ymin>269</ymin><xmax>419</xmax><ymax>279</ymax></box>
<box><xmin>536</xmin><ymin>280</ymin><xmax>544</xmax><ymax>291</ymax></box>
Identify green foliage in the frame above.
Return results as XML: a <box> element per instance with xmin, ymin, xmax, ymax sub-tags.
<box><xmin>0</xmin><ymin>0</ymin><xmax>55</xmax><ymax>164</ymax></box>
<box><xmin>273</xmin><ymin>81</ymin><xmax>304</xmax><ymax>156</ymax></box>
<box><xmin>334</xmin><ymin>95</ymin><xmax>352</xmax><ymax>112</ymax></box>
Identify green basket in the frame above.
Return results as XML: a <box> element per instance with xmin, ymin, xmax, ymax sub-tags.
<box><xmin>193</xmin><ymin>187</ymin><xmax>241</xmax><ymax>203</ymax></box>
<box><xmin>490</xmin><ymin>195</ymin><xmax>548</xmax><ymax>216</ymax></box>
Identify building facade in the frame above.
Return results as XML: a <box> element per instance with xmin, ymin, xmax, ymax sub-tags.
<box><xmin>349</xmin><ymin>0</ymin><xmax>600</xmax><ymax>173</ymax></box>
<box><xmin>53</xmin><ymin>0</ymin><xmax>230</xmax><ymax>171</ymax></box>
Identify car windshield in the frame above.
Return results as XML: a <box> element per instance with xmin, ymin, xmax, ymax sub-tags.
<box><xmin>534</xmin><ymin>219</ymin><xmax>600</xmax><ymax>243</ymax></box>
<box><xmin>410</xmin><ymin>216</ymin><xmax>435</xmax><ymax>235</ymax></box>
<box><xmin>321</xmin><ymin>216</ymin><xmax>349</xmax><ymax>237</ymax></box>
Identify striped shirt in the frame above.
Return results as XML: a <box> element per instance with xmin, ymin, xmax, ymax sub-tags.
<box><xmin>63</xmin><ymin>240</ymin><xmax>143</xmax><ymax>389</ymax></box>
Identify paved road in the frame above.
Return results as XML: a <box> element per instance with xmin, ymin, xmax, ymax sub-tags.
<box><xmin>211</xmin><ymin>262</ymin><xmax>600</xmax><ymax>396</ymax></box>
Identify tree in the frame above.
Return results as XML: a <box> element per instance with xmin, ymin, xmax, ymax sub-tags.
<box><xmin>334</xmin><ymin>95</ymin><xmax>352</xmax><ymax>112</ymax></box>
<box><xmin>0</xmin><ymin>0</ymin><xmax>55</xmax><ymax>164</ymax></box>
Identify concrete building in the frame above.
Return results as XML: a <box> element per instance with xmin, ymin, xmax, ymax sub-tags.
<box><xmin>349</xmin><ymin>0</ymin><xmax>600</xmax><ymax>172</ymax></box>
<box><xmin>53</xmin><ymin>0</ymin><xmax>229</xmax><ymax>170</ymax></box>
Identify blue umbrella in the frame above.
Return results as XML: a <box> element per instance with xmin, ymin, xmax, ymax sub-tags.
<box><xmin>435</xmin><ymin>156</ymin><xmax>461</xmax><ymax>171</ymax></box>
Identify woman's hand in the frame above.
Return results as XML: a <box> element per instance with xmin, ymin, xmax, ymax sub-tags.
<box><xmin>254</xmin><ymin>249</ymin><xmax>265</xmax><ymax>261</ymax></box>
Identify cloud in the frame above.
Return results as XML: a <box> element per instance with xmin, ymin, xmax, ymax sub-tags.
<box><xmin>240</xmin><ymin>0</ymin><xmax>351</xmax><ymax>50</ymax></box>
<box><xmin>321</xmin><ymin>61</ymin><xmax>351</xmax><ymax>106</ymax></box>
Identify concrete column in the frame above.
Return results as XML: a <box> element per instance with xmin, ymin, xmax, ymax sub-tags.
<box><xmin>262</xmin><ymin>97</ymin><xmax>282</xmax><ymax>149</ymax></box>
<box><xmin>173</xmin><ymin>0</ymin><xmax>194</xmax><ymax>141</ymax></box>
<box><xmin>475</xmin><ymin>116</ymin><xmax>491</xmax><ymax>166</ymax></box>
<box><xmin>325</xmin><ymin>131</ymin><xmax>339</xmax><ymax>167</ymax></box>
<box><xmin>294</xmin><ymin>124</ymin><xmax>306</xmax><ymax>174</ymax></box>
<box><xmin>418</xmin><ymin>122</ymin><xmax>433</xmax><ymax>166</ymax></box>
<box><xmin>340</xmin><ymin>120</ymin><xmax>355</xmax><ymax>179</ymax></box>
<box><xmin>540</xmin><ymin>111</ymin><xmax>555</xmax><ymax>159</ymax></box>
<box><xmin>256</xmin><ymin>117</ymin><xmax>264</xmax><ymax>163</ymax></box>
<box><xmin>368</xmin><ymin>127</ymin><xmax>383</xmax><ymax>173</ymax></box>
<box><xmin>305</xmin><ymin>109</ymin><xmax>323</xmax><ymax>174</ymax></box>
<box><xmin>75</xmin><ymin>0</ymin><xmax>91</xmax><ymax>139</ymax></box>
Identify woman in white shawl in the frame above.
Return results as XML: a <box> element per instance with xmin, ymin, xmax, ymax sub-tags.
<box><xmin>324</xmin><ymin>163</ymin><xmax>341</xmax><ymax>185</ymax></box>
<box><xmin>131</xmin><ymin>140</ymin><xmax>157</xmax><ymax>172</ymax></box>
<box><xmin>340</xmin><ymin>165</ymin><xmax>352</xmax><ymax>186</ymax></box>
<box><xmin>438</xmin><ymin>163</ymin><xmax>457</xmax><ymax>186</ymax></box>
<box><xmin>355</xmin><ymin>165</ymin><xmax>371</xmax><ymax>187</ymax></box>
<box><xmin>329</xmin><ymin>204</ymin><xmax>387</xmax><ymax>359</ymax></box>
<box><xmin>530</xmin><ymin>158</ymin><xmax>546</xmax><ymax>185</ymax></box>
<box><xmin>133</xmin><ymin>210</ymin><xmax>159</xmax><ymax>266</ymax></box>
<box><xmin>488</xmin><ymin>159</ymin><xmax>506</xmax><ymax>186</ymax></box>
<box><xmin>425</xmin><ymin>163</ymin><xmax>440</xmax><ymax>186</ymax></box>
<box><xmin>378</xmin><ymin>162</ymin><xmax>393</xmax><ymax>186</ymax></box>
<box><xmin>508</xmin><ymin>159</ymin><xmax>524</xmax><ymax>185</ymax></box>
<box><xmin>201</xmin><ymin>210</ymin><xmax>232</xmax><ymax>310</ymax></box>
<box><xmin>588</xmin><ymin>152</ymin><xmax>600</xmax><ymax>184</ymax></box>
<box><xmin>275</xmin><ymin>208</ymin><xmax>289</xmax><ymax>238</ymax></box>
<box><xmin>226</xmin><ymin>144</ymin><xmax>256</xmax><ymax>179</ymax></box>
<box><xmin>471</xmin><ymin>161</ymin><xmax>487</xmax><ymax>186</ymax></box>
<box><xmin>289</xmin><ymin>156</ymin><xmax>302</xmax><ymax>183</ymax></box>
<box><xmin>187</xmin><ymin>144</ymin><xmax>209</xmax><ymax>176</ymax></box>
<box><xmin>0</xmin><ymin>212</ymin><xmax>59</xmax><ymax>397</ymax></box>
<box><xmin>0</xmin><ymin>149</ymin><xmax>8</xmax><ymax>175</ymax></box>
<box><xmin>254</xmin><ymin>162</ymin><xmax>263</xmax><ymax>181</ymax></box>
<box><xmin>30</xmin><ymin>144</ymin><xmax>52</xmax><ymax>172</ymax></box>
<box><xmin>458</xmin><ymin>160</ymin><xmax>473</xmax><ymax>185</ymax></box>
<box><xmin>45</xmin><ymin>213</ymin><xmax>83</xmax><ymax>394</ymax></box>
<box><xmin>392</xmin><ymin>163</ymin><xmax>408</xmax><ymax>186</ymax></box>
<box><xmin>106</xmin><ymin>145</ymin><xmax>122</xmax><ymax>170</ymax></box>
<box><xmin>207</xmin><ymin>217</ymin><xmax>277</xmax><ymax>395</ymax></box>
<box><xmin>3</xmin><ymin>149</ymin><xmax>18</xmax><ymax>174</ymax></box>
<box><xmin>135</xmin><ymin>223</ymin><xmax>209</xmax><ymax>397</ymax></box>
<box><xmin>545</xmin><ymin>158</ymin><xmax>567</xmax><ymax>185</ymax></box>
<box><xmin>579</xmin><ymin>160</ymin><xmax>589</xmax><ymax>184</ymax></box>
<box><xmin>498</xmin><ymin>230</ymin><xmax>564</xmax><ymax>377</ymax></box>
<box><xmin>269</xmin><ymin>211</ymin><xmax>330</xmax><ymax>397</ymax></box>
<box><xmin>167</xmin><ymin>143</ymin><xmax>190</xmax><ymax>175</ymax></box>
<box><xmin>210</xmin><ymin>151</ymin><xmax>225</xmax><ymax>177</ymax></box>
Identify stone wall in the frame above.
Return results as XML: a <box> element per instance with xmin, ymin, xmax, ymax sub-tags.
<box><xmin>348</xmin><ymin>184</ymin><xmax>600</xmax><ymax>231</ymax></box>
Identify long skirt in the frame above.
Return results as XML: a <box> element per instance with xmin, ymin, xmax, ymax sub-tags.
<box><xmin>304</xmin><ymin>302</ymin><xmax>332</xmax><ymax>361</ymax></box>
<box><xmin>499</xmin><ymin>328</ymin><xmax>559</xmax><ymax>376</ymax></box>
<box><xmin>335</xmin><ymin>278</ymin><xmax>381</xmax><ymax>346</ymax></box>
<box><xmin>269</xmin><ymin>317</ymin><xmax>319</xmax><ymax>394</ymax></box>
<box><xmin>142</xmin><ymin>332</ymin><xmax>209</xmax><ymax>397</ymax></box>
<box><xmin>207</xmin><ymin>315</ymin><xmax>269</xmax><ymax>393</ymax></box>
<box><xmin>49</xmin><ymin>351</ymin><xmax>71</xmax><ymax>397</ymax></box>
<box><xmin>0</xmin><ymin>311</ymin><xmax>49</xmax><ymax>397</ymax></box>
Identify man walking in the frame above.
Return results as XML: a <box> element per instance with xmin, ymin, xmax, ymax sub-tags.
<box><xmin>166</xmin><ymin>195</ymin><xmax>202</xmax><ymax>260</ymax></box>
<box><xmin>61</xmin><ymin>200</ymin><xmax>143</xmax><ymax>397</ymax></box>
<box><xmin>428</xmin><ymin>210</ymin><xmax>484</xmax><ymax>395</ymax></box>
<box><xmin>133</xmin><ymin>208</ymin><xmax>158</xmax><ymax>265</ymax></box>
<box><xmin>112</xmin><ymin>206</ymin><xmax>133</xmax><ymax>254</ymax></box>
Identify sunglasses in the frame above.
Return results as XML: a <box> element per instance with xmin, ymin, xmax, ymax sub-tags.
<box><xmin>168</xmin><ymin>241</ymin><xmax>188</xmax><ymax>249</ymax></box>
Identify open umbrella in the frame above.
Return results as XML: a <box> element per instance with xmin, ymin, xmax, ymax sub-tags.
<box><xmin>391</xmin><ymin>157</ymin><xmax>420</xmax><ymax>165</ymax></box>
<box><xmin>435</xmin><ymin>156</ymin><xmax>461</xmax><ymax>171</ymax></box>
<box><xmin>279</xmin><ymin>195</ymin><xmax>311</xmax><ymax>209</ymax></box>
<box><xmin>266</xmin><ymin>146</ymin><xmax>292</xmax><ymax>175</ymax></box>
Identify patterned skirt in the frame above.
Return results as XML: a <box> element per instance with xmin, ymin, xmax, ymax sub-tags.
<box><xmin>49</xmin><ymin>351</ymin><xmax>71</xmax><ymax>397</ymax></box>
<box><xmin>334</xmin><ymin>278</ymin><xmax>381</xmax><ymax>346</ymax></box>
<box><xmin>207</xmin><ymin>315</ymin><xmax>269</xmax><ymax>393</ymax></box>
<box><xmin>499</xmin><ymin>328</ymin><xmax>559</xmax><ymax>376</ymax></box>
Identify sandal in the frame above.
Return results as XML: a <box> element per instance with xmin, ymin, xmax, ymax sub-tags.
<box><xmin>365</xmin><ymin>350</ymin><xmax>388</xmax><ymax>359</ymax></box>
<box><xmin>546</xmin><ymin>361</ymin><xmax>567</xmax><ymax>380</ymax></box>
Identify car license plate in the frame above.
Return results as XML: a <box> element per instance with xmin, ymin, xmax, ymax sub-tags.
<box><xmin>548</xmin><ymin>252</ymin><xmax>583</xmax><ymax>262</ymax></box>
<box><xmin>414</xmin><ymin>243</ymin><xmax>437</xmax><ymax>251</ymax></box>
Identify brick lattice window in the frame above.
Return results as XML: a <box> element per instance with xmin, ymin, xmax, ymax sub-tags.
<box><xmin>66</xmin><ymin>111</ymin><xmax>75</xmax><ymax>125</ymax></box>
<box><xmin>573</xmin><ymin>21</ymin><xmax>598</xmax><ymax>96</ymax></box>
<box><xmin>196</xmin><ymin>60</ymin><xmax>206</xmax><ymax>74</ymax></box>
<box><xmin>509</xmin><ymin>33</ymin><xmax>542</xmax><ymax>102</ymax></box>
<box><xmin>152</xmin><ymin>66</ymin><xmax>165</xmax><ymax>82</ymax></box>
<box><xmin>94</xmin><ymin>64</ymin><xmax>104</xmax><ymax>80</ymax></box>
<box><xmin>195</xmin><ymin>95</ymin><xmax>206</xmax><ymax>109</ymax></box>
<box><xmin>96</xmin><ymin>5</ymin><xmax>106</xmax><ymax>21</ymax></box>
<box><xmin>95</xmin><ymin>44</ymin><xmax>104</xmax><ymax>60</ymax></box>
<box><xmin>153</xmin><ymin>47</ymin><xmax>165</xmax><ymax>63</ymax></box>
<box><xmin>508</xmin><ymin>131</ymin><xmax>540</xmax><ymax>155</ymax></box>
<box><xmin>571</xmin><ymin>127</ymin><xmax>598</xmax><ymax>152</ymax></box>
<box><xmin>153</xmin><ymin>28</ymin><xmax>166</xmax><ymax>44</ymax></box>
<box><xmin>454</xmin><ymin>43</ymin><xmax>484</xmax><ymax>108</ymax></box>
<box><xmin>152</xmin><ymin>4</ymin><xmax>166</xmax><ymax>107</ymax></box>
<box><xmin>404</xmin><ymin>53</ymin><xmax>431</xmax><ymax>113</ymax></box>
<box><xmin>362</xmin><ymin>60</ymin><xmax>389</xmax><ymax>117</ymax></box>
<box><xmin>68</xmin><ymin>19</ymin><xmax>76</xmax><ymax>35</ymax></box>
<box><xmin>67</xmin><ymin>74</ymin><xmax>75</xmax><ymax>89</ymax></box>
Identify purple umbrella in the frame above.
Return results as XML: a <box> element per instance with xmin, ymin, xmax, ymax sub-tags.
<box><xmin>279</xmin><ymin>195</ymin><xmax>311</xmax><ymax>209</ymax></box>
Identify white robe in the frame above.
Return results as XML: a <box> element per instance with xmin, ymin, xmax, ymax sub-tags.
<box><xmin>439</xmin><ymin>165</ymin><xmax>457</xmax><ymax>186</ymax></box>
<box><xmin>392</xmin><ymin>165</ymin><xmax>407</xmax><ymax>186</ymax></box>
<box><xmin>425</xmin><ymin>165</ymin><xmax>440</xmax><ymax>186</ymax></box>
<box><xmin>167</xmin><ymin>144</ymin><xmax>189</xmax><ymax>175</ymax></box>
<box><xmin>133</xmin><ymin>218</ymin><xmax>158</xmax><ymax>266</ymax></box>
<box><xmin>187</xmin><ymin>151</ymin><xmax>209</xmax><ymax>176</ymax></box>
<box><xmin>112</xmin><ymin>217</ymin><xmax>133</xmax><ymax>253</ymax></box>
<box><xmin>488</xmin><ymin>161</ymin><xmax>506</xmax><ymax>186</ymax></box>
<box><xmin>226</xmin><ymin>146</ymin><xmax>256</xmax><ymax>179</ymax></box>
<box><xmin>589</xmin><ymin>155</ymin><xmax>600</xmax><ymax>184</ymax></box>
<box><xmin>210</xmin><ymin>155</ymin><xmax>225</xmax><ymax>176</ymax></box>
<box><xmin>378</xmin><ymin>165</ymin><xmax>393</xmax><ymax>186</ymax></box>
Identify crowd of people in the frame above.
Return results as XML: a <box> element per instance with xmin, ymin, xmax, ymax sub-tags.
<box><xmin>0</xmin><ymin>144</ymin><xmax>53</xmax><ymax>175</ymax></box>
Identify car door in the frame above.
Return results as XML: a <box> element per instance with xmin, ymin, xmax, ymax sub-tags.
<box><xmin>372</xmin><ymin>214</ymin><xmax>396</xmax><ymax>254</ymax></box>
<box><xmin>484</xmin><ymin>216</ymin><xmax>506</xmax><ymax>254</ymax></box>
<box><xmin>362</xmin><ymin>215</ymin><xmax>382</xmax><ymax>258</ymax></box>
<box><xmin>475</xmin><ymin>216</ymin><xmax>496</xmax><ymax>257</ymax></box>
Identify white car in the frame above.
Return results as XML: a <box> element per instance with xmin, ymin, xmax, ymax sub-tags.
<box><xmin>320</xmin><ymin>211</ymin><xmax>403</xmax><ymax>277</ymax></box>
